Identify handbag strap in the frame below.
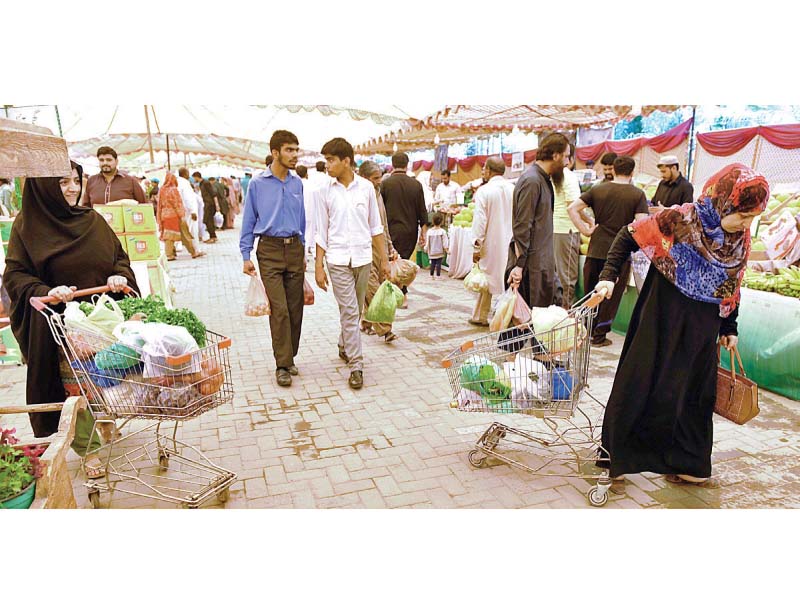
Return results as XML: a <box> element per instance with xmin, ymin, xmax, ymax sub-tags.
<box><xmin>718</xmin><ymin>344</ymin><xmax>747</xmax><ymax>381</ymax></box>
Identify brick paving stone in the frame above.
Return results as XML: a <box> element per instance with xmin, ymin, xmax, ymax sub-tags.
<box><xmin>243</xmin><ymin>477</ymin><xmax>269</xmax><ymax>499</ymax></box>
<box><xmin>333</xmin><ymin>480</ymin><xmax>376</xmax><ymax>496</ymax></box>
<box><xmin>373</xmin><ymin>475</ymin><xmax>403</xmax><ymax>497</ymax></box>
<box><xmin>385</xmin><ymin>491</ymin><xmax>430</xmax><ymax>509</ymax></box>
<box><xmin>358</xmin><ymin>489</ymin><xmax>388</xmax><ymax>509</ymax></box>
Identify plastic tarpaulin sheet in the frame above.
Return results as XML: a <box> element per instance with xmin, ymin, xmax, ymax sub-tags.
<box><xmin>718</xmin><ymin>288</ymin><xmax>800</xmax><ymax>402</ymax></box>
<box><xmin>606</xmin><ymin>283</ymin><xmax>800</xmax><ymax>402</ymax></box>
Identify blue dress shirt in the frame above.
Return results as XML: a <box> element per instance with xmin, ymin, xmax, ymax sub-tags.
<box><xmin>239</xmin><ymin>167</ymin><xmax>306</xmax><ymax>261</ymax></box>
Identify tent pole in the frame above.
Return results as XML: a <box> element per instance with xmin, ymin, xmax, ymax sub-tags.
<box><xmin>144</xmin><ymin>105</ymin><xmax>155</xmax><ymax>165</ymax></box>
<box><xmin>166</xmin><ymin>133</ymin><xmax>171</xmax><ymax>171</ymax></box>
<box><xmin>54</xmin><ymin>105</ymin><xmax>63</xmax><ymax>137</ymax></box>
<box><xmin>687</xmin><ymin>105</ymin><xmax>697</xmax><ymax>182</ymax></box>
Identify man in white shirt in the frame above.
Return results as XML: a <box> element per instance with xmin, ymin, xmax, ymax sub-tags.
<box><xmin>314</xmin><ymin>138</ymin><xmax>389</xmax><ymax>390</ymax></box>
<box><xmin>175</xmin><ymin>168</ymin><xmax>205</xmax><ymax>258</ymax></box>
<box><xmin>434</xmin><ymin>169</ymin><xmax>460</xmax><ymax>209</ymax></box>
<box><xmin>470</xmin><ymin>157</ymin><xmax>514</xmax><ymax>325</ymax></box>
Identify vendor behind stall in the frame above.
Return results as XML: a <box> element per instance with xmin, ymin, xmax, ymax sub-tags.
<box><xmin>83</xmin><ymin>146</ymin><xmax>148</xmax><ymax>206</ymax></box>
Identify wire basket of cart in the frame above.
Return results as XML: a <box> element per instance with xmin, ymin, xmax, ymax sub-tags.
<box><xmin>442</xmin><ymin>292</ymin><xmax>613</xmax><ymax>506</ymax></box>
<box><xmin>31</xmin><ymin>285</ymin><xmax>236</xmax><ymax>509</ymax></box>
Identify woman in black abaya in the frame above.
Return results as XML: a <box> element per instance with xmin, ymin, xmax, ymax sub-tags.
<box><xmin>593</xmin><ymin>164</ymin><xmax>769</xmax><ymax>493</ymax></box>
<box><xmin>3</xmin><ymin>161</ymin><xmax>139</xmax><ymax>477</ymax></box>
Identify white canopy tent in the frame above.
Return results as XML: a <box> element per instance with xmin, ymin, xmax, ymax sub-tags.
<box><xmin>4</xmin><ymin>105</ymin><xmax>442</xmax><ymax>175</ymax></box>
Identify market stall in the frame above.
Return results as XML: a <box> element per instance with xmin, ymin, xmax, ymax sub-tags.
<box><xmin>356</xmin><ymin>105</ymin><xmax>683</xmax><ymax>156</ymax></box>
<box><xmin>575</xmin><ymin>119</ymin><xmax>693</xmax><ymax>182</ymax></box>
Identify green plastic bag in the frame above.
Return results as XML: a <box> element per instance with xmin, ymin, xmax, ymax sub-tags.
<box><xmin>459</xmin><ymin>356</ymin><xmax>512</xmax><ymax>401</ymax></box>
<box><xmin>365</xmin><ymin>281</ymin><xmax>403</xmax><ymax>324</ymax></box>
<box><xmin>84</xmin><ymin>294</ymin><xmax>125</xmax><ymax>337</ymax></box>
<box><xmin>95</xmin><ymin>342</ymin><xmax>141</xmax><ymax>370</ymax></box>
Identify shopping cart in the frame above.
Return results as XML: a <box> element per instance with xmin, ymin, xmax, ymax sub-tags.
<box><xmin>31</xmin><ymin>285</ymin><xmax>237</xmax><ymax>509</ymax></box>
<box><xmin>442</xmin><ymin>292</ymin><xmax>613</xmax><ymax>506</ymax></box>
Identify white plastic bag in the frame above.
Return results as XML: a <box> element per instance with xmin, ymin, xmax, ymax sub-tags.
<box><xmin>83</xmin><ymin>293</ymin><xmax>125</xmax><ymax>337</ymax></box>
<box><xmin>63</xmin><ymin>301</ymin><xmax>108</xmax><ymax>359</ymax></box>
<box><xmin>530</xmin><ymin>305</ymin><xmax>584</xmax><ymax>354</ymax></box>
<box><xmin>503</xmin><ymin>354</ymin><xmax>550</xmax><ymax>402</ymax></box>
<box><xmin>136</xmin><ymin>323</ymin><xmax>200</xmax><ymax>377</ymax></box>
<box><xmin>489</xmin><ymin>288</ymin><xmax>516</xmax><ymax>333</ymax></box>
<box><xmin>244</xmin><ymin>275</ymin><xmax>270</xmax><ymax>316</ymax></box>
<box><xmin>214</xmin><ymin>211</ymin><xmax>224</xmax><ymax>229</ymax></box>
<box><xmin>464</xmin><ymin>264</ymin><xmax>489</xmax><ymax>293</ymax></box>
<box><xmin>112</xmin><ymin>321</ymin><xmax>150</xmax><ymax>350</ymax></box>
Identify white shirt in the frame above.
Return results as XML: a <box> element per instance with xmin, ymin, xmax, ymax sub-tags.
<box><xmin>315</xmin><ymin>174</ymin><xmax>384</xmax><ymax>268</ymax></box>
<box><xmin>434</xmin><ymin>181</ymin><xmax>460</xmax><ymax>207</ymax></box>
<box><xmin>177</xmin><ymin>176</ymin><xmax>198</xmax><ymax>223</ymax></box>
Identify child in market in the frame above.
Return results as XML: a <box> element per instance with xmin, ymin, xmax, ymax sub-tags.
<box><xmin>425</xmin><ymin>213</ymin><xmax>449</xmax><ymax>280</ymax></box>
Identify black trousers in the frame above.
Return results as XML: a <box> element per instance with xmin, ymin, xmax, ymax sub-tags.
<box><xmin>429</xmin><ymin>257</ymin><xmax>443</xmax><ymax>276</ymax></box>
<box><xmin>256</xmin><ymin>237</ymin><xmax>305</xmax><ymax>369</ymax></box>
<box><xmin>584</xmin><ymin>256</ymin><xmax>631</xmax><ymax>341</ymax></box>
<box><xmin>203</xmin><ymin>200</ymin><xmax>217</xmax><ymax>239</ymax></box>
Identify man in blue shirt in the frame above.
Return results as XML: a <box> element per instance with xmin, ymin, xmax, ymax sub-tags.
<box><xmin>240</xmin><ymin>130</ymin><xmax>307</xmax><ymax>388</ymax></box>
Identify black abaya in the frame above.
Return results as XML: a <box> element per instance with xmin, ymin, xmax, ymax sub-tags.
<box><xmin>597</xmin><ymin>227</ymin><xmax>738</xmax><ymax>478</ymax></box>
<box><xmin>3</xmin><ymin>162</ymin><xmax>138</xmax><ymax>437</ymax></box>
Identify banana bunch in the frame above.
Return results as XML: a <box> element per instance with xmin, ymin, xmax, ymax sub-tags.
<box><xmin>742</xmin><ymin>266</ymin><xmax>800</xmax><ymax>298</ymax></box>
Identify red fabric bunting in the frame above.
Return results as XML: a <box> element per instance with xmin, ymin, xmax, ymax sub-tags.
<box><xmin>754</xmin><ymin>124</ymin><xmax>800</xmax><ymax>150</ymax></box>
<box><xmin>576</xmin><ymin>119</ymin><xmax>693</xmax><ymax>162</ymax></box>
<box><xmin>411</xmin><ymin>149</ymin><xmax>538</xmax><ymax>173</ymax></box>
<box><xmin>696</xmin><ymin>127</ymin><xmax>759</xmax><ymax>156</ymax></box>
<box><xmin>697</xmin><ymin>123</ymin><xmax>800</xmax><ymax>156</ymax></box>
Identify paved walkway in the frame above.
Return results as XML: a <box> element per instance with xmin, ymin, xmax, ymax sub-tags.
<box><xmin>2</xmin><ymin>223</ymin><xmax>800</xmax><ymax>509</ymax></box>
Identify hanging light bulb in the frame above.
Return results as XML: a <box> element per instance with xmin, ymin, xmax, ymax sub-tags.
<box><xmin>511</xmin><ymin>125</ymin><xmax>520</xmax><ymax>136</ymax></box>
<box><xmin>393</xmin><ymin>142</ymin><xmax>398</xmax><ymax>152</ymax></box>
<box><xmin>434</xmin><ymin>133</ymin><xmax>440</xmax><ymax>145</ymax></box>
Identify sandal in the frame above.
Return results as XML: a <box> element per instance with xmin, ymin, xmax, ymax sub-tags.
<box><xmin>384</xmin><ymin>332</ymin><xmax>398</xmax><ymax>343</ymax></box>
<box><xmin>84</xmin><ymin>457</ymin><xmax>106</xmax><ymax>480</ymax></box>
<box><xmin>665</xmin><ymin>474</ymin><xmax>721</xmax><ymax>489</ymax></box>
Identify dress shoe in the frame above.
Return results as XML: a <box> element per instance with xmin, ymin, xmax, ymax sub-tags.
<box><xmin>348</xmin><ymin>370</ymin><xmax>363</xmax><ymax>390</ymax></box>
<box><xmin>591</xmin><ymin>338</ymin><xmax>613</xmax><ymax>348</ymax></box>
<box><xmin>276</xmin><ymin>368</ymin><xmax>292</xmax><ymax>387</ymax></box>
<box><xmin>288</xmin><ymin>365</ymin><xmax>299</xmax><ymax>376</ymax></box>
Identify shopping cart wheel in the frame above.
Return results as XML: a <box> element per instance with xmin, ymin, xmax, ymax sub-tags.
<box><xmin>88</xmin><ymin>490</ymin><xmax>101</xmax><ymax>509</ymax></box>
<box><xmin>587</xmin><ymin>486</ymin><xmax>608</xmax><ymax>507</ymax></box>
<box><xmin>216</xmin><ymin>489</ymin><xmax>230</xmax><ymax>503</ymax></box>
<box><xmin>468</xmin><ymin>449</ymin><xmax>487</xmax><ymax>468</ymax></box>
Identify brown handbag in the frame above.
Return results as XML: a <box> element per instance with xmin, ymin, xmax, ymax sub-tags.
<box><xmin>716</xmin><ymin>346</ymin><xmax>760</xmax><ymax>425</ymax></box>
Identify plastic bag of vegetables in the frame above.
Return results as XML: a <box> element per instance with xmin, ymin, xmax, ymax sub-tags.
<box><xmin>388</xmin><ymin>259</ymin><xmax>419</xmax><ymax>288</ymax></box>
<box><xmin>136</xmin><ymin>323</ymin><xmax>200</xmax><ymax>378</ymax></box>
<box><xmin>464</xmin><ymin>265</ymin><xmax>490</xmax><ymax>293</ymax></box>
<box><xmin>82</xmin><ymin>294</ymin><xmax>125</xmax><ymax>337</ymax></box>
<box><xmin>459</xmin><ymin>356</ymin><xmax>511</xmax><ymax>401</ymax></box>
<box><xmin>530</xmin><ymin>305</ymin><xmax>584</xmax><ymax>355</ymax></box>
<box><xmin>489</xmin><ymin>288</ymin><xmax>517</xmax><ymax>333</ymax></box>
<box><xmin>364</xmin><ymin>280</ymin><xmax>404</xmax><ymax>324</ymax></box>
<box><xmin>244</xmin><ymin>275</ymin><xmax>270</xmax><ymax>317</ymax></box>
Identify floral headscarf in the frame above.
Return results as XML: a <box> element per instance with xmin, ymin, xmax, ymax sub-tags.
<box><xmin>629</xmin><ymin>163</ymin><xmax>769</xmax><ymax>317</ymax></box>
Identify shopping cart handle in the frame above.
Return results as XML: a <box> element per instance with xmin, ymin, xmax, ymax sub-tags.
<box><xmin>585</xmin><ymin>293</ymin><xmax>605</xmax><ymax>309</ymax></box>
<box><xmin>30</xmin><ymin>285</ymin><xmax>135</xmax><ymax>312</ymax></box>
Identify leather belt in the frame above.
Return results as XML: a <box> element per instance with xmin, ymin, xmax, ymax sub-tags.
<box><xmin>262</xmin><ymin>235</ymin><xmax>299</xmax><ymax>245</ymax></box>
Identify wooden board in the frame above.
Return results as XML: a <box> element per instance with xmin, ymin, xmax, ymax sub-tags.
<box><xmin>0</xmin><ymin>117</ymin><xmax>71</xmax><ymax>178</ymax></box>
